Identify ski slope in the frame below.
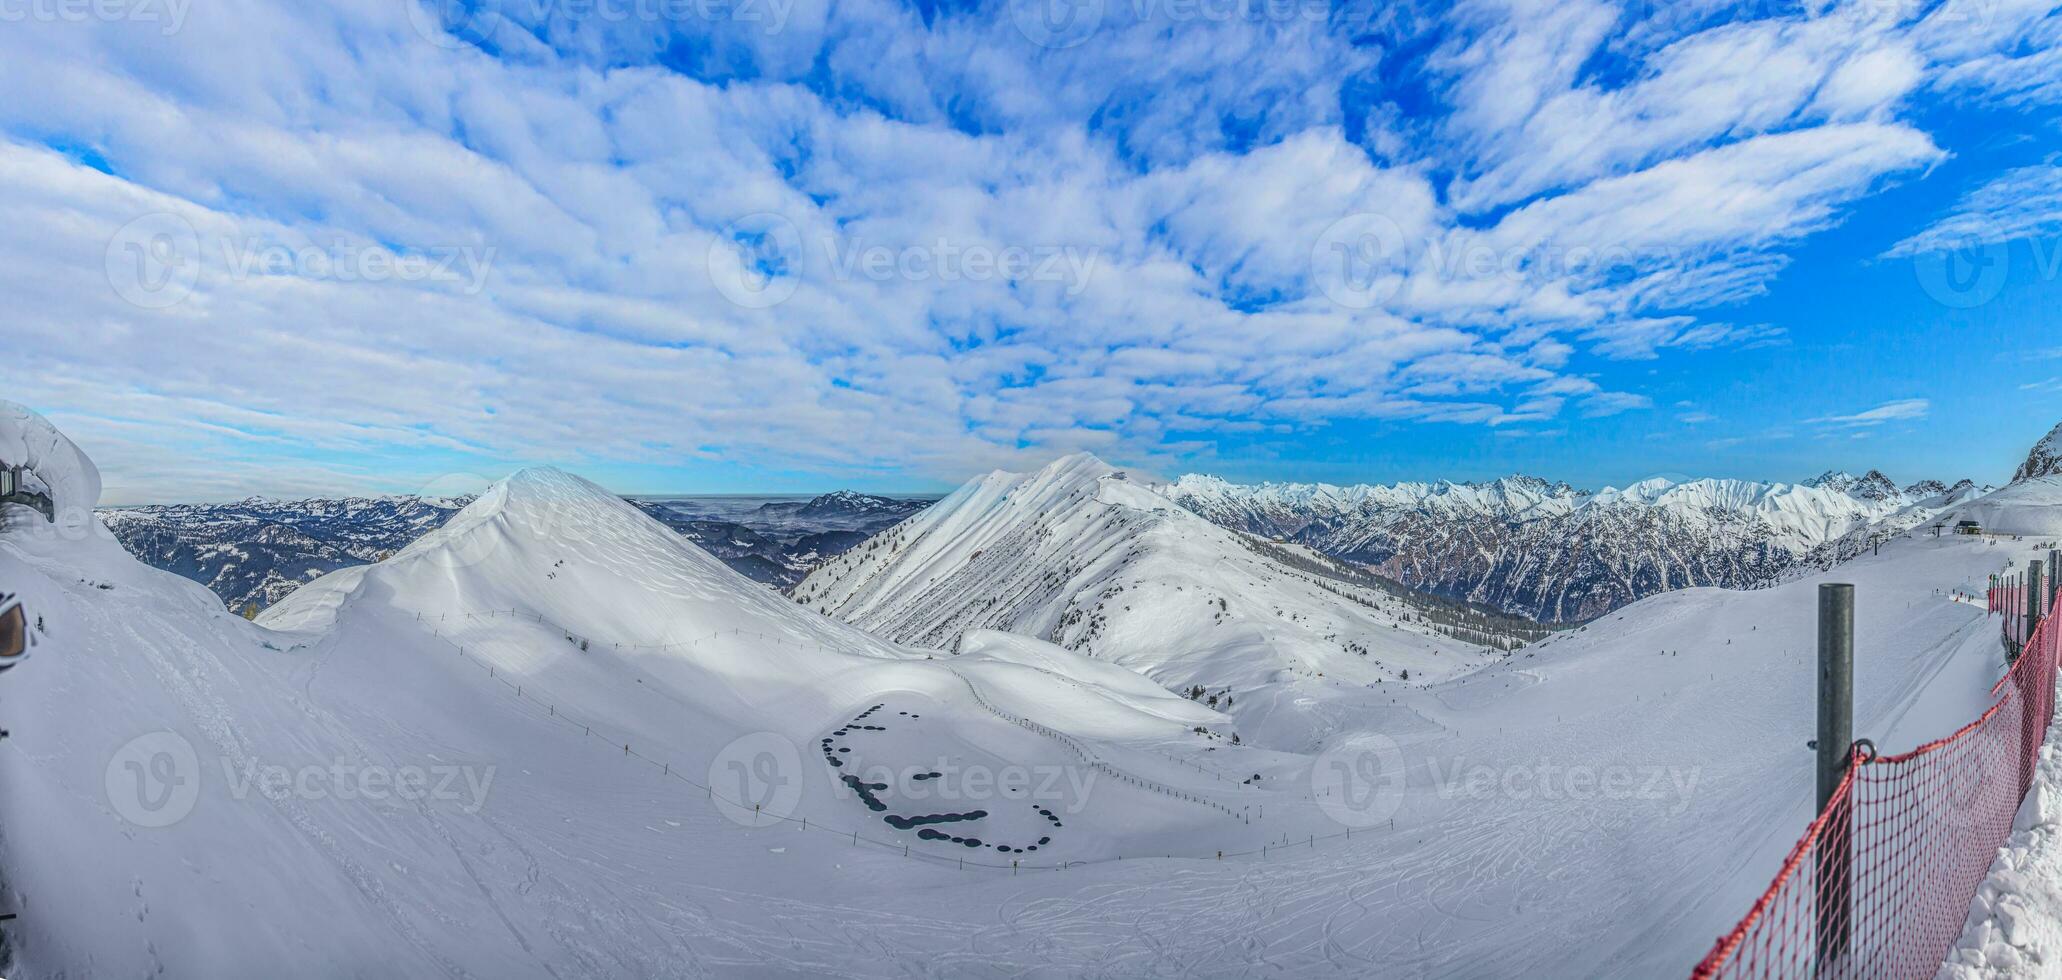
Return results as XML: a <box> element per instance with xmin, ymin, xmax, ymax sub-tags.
<box><xmin>0</xmin><ymin>404</ymin><xmax>2048</xmax><ymax>978</ymax></box>
<box><xmin>1958</xmin><ymin>476</ymin><xmax>2062</xmax><ymax>538</ymax></box>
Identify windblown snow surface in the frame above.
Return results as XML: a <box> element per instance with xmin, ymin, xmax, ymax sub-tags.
<box><xmin>0</xmin><ymin>412</ymin><xmax>2052</xmax><ymax>978</ymax></box>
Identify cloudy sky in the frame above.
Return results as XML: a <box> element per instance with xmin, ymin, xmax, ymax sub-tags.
<box><xmin>3</xmin><ymin>0</ymin><xmax>2060</xmax><ymax>503</ymax></box>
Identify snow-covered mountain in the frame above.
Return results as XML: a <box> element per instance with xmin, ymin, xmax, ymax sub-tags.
<box><xmin>3</xmin><ymin>408</ymin><xmax>1271</xmax><ymax>977</ymax></box>
<box><xmin>1953</xmin><ymin>423</ymin><xmax>2062</xmax><ymax>537</ymax></box>
<box><xmin>2015</xmin><ymin>422</ymin><xmax>2062</xmax><ymax>483</ymax></box>
<box><xmin>3</xmin><ymin>402</ymin><xmax>2049</xmax><ymax>977</ymax></box>
<box><xmin>101</xmin><ymin>490</ymin><xmax>933</xmax><ymax>613</ymax></box>
<box><xmin>99</xmin><ymin>495</ymin><xmax>471</xmax><ymax>613</ymax></box>
<box><xmin>789</xmin><ymin>490</ymin><xmax>932</xmax><ymax>522</ymax></box>
<box><xmin>795</xmin><ymin>454</ymin><xmax>1540</xmax><ymax>749</ymax></box>
<box><xmin>1166</xmin><ymin>469</ymin><xmax>1985</xmax><ymax>622</ymax></box>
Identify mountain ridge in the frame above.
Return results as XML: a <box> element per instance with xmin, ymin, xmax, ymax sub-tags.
<box><xmin>1164</xmin><ymin>466</ymin><xmax>1987</xmax><ymax>622</ymax></box>
<box><xmin>796</xmin><ymin>453</ymin><xmax>1534</xmax><ymax>749</ymax></box>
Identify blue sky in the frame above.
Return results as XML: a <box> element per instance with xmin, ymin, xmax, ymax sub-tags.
<box><xmin>2</xmin><ymin>0</ymin><xmax>2060</xmax><ymax>503</ymax></box>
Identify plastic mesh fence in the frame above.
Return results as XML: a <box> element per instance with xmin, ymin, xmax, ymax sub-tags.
<box><xmin>1691</xmin><ymin>592</ymin><xmax>2057</xmax><ymax>979</ymax></box>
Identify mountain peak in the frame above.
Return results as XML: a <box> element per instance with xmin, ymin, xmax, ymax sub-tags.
<box><xmin>793</xmin><ymin>490</ymin><xmax>925</xmax><ymax>519</ymax></box>
<box><xmin>2013</xmin><ymin>422</ymin><xmax>2062</xmax><ymax>483</ymax></box>
<box><xmin>1042</xmin><ymin>451</ymin><xmax>1118</xmax><ymax>474</ymax></box>
<box><xmin>1849</xmin><ymin>470</ymin><xmax>1899</xmax><ymax>501</ymax></box>
<box><xmin>1800</xmin><ymin>469</ymin><xmax>1899</xmax><ymax>500</ymax></box>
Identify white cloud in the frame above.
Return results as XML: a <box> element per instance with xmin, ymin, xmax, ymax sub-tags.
<box><xmin>1884</xmin><ymin>163</ymin><xmax>2062</xmax><ymax>256</ymax></box>
<box><xmin>0</xmin><ymin>0</ymin><xmax>2004</xmax><ymax>497</ymax></box>
<box><xmin>1578</xmin><ymin>391</ymin><xmax>1653</xmax><ymax>418</ymax></box>
<box><xmin>1809</xmin><ymin>399</ymin><xmax>1931</xmax><ymax>427</ymax></box>
<box><xmin>1438</xmin><ymin>4</ymin><xmax>1929</xmax><ymax>211</ymax></box>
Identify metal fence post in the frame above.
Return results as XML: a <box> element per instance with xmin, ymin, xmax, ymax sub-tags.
<box><xmin>2049</xmin><ymin>550</ymin><xmax>2059</xmax><ymax>620</ymax></box>
<box><xmin>1817</xmin><ymin>583</ymin><xmax>1854</xmax><ymax>968</ymax></box>
<box><xmin>2031</xmin><ymin>563</ymin><xmax>2047</xmax><ymax>654</ymax></box>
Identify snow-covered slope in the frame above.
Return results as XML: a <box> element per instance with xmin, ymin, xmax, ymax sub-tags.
<box><xmin>5</xmin><ymin>407</ymin><xmax>2049</xmax><ymax>979</ymax></box>
<box><xmin>1956</xmin><ymin>479</ymin><xmax>2062</xmax><ymax>538</ymax></box>
<box><xmin>798</xmin><ymin>455</ymin><xmax>1541</xmax><ymax>749</ymax></box>
<box><xmin>0</xmin><ymin>428</ymin><xmax>1282</xmax><ymax>978</ymax></box>
<box><xmin>1167</xmin><ymin>468</ymin><xmax>1980</xmax><ymax>621</ymax></box>
<box><xmin>1946</xmin><ymin>423</ymin><xmax>2062</xmax><ymax>538</ymax></box>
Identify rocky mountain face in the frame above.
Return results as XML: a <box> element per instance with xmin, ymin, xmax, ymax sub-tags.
<box><xmin>1165</xmin><ymin>471</ymin><xmax>1988</xmax><ymax>623</ymax></box>
<box><xmin>100</xmin><ymin>495</ymin><xmax>471</xmax><ymax>613</ymax></box>
<box><xmin>2014</xmin><ymin>423</ymin><xmax>2062</xmax><ymax>483</ymax></box>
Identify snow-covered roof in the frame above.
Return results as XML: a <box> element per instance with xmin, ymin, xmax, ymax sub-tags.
<box><xmin>0</xmin><ymin>400</ymin><xmax>101</xmax><ymax>525</ymax></box>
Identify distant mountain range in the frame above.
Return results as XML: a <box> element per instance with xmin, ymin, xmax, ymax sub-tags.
<box><xmin>1164</xmin><ymin>469</ymin><xmax>1991</xmax><ymax>622</ymax></box>
<box><xmin>100</xmin><ymin>496</ymin><xmax>472</xmax><ymax>613</ymax></box>
<box><xmin>98</xmin><ymin>436</ymin><xmax>2049</xmax><ymax>627</ymax></box>
<box><xmin>630</xmin><ymin>492</ymin><xmax>934</xmax><ymax>589</ymax></box>
<box><xmin>102</xmin><ymin>490</ymin><xmax>934</xmax><ymax>612</ymax></box>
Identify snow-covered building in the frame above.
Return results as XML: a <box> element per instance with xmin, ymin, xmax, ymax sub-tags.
<box><xmin>0</xmin><ymin>463</ymin><xmax>55</xmax><ymax>521</ymax></box>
